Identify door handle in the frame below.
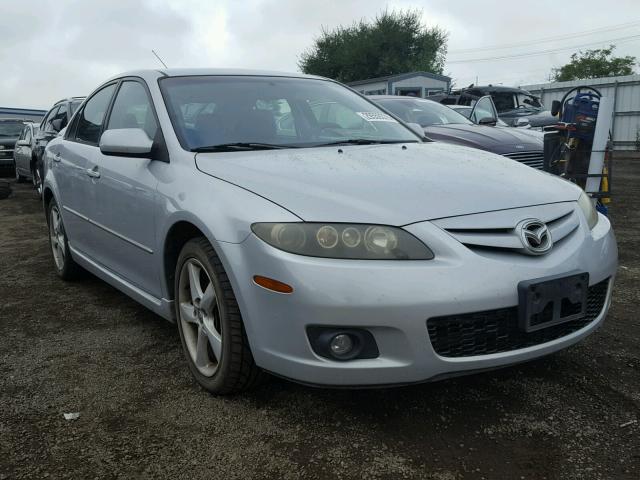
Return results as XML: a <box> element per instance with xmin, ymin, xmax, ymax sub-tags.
<box><xmin>53</xmin><ymin>152</ymin><xmax>62</xmax><ymax>162</ymax></box>
<box><xmin>86</xmin><ymin>166</ymin><xmax>101</xmax><ymax>179</ymax></box>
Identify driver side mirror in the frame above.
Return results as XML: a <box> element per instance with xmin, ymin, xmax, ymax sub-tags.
<box><xmin>551</xmin><ymin>100</ymin><xmax>561</xmax><ymax>117</ymax></box>
<box><xmin>407</xmin><ymin>122</ymin><xmax>425</xmax><ymax>138</ymax></box>
<box><xmin>478</xmin><ymin>117</ymin><xmax>497</xmax><ymax>126</ymax></box>
<box><xmin>99</xmin><ymin>128</ymin><xmax>153</xmax><ymax>157</ymax></box>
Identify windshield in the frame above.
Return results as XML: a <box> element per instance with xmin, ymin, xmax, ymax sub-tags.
<box><xmin>0</xmin><ymin>121</ymin><xmax>25</xmax><ymax>137</ymax></box>
<box><xmin>375</xmin><ymin>98</ymin><xmax>473</xmax><ymax>127</ymax></box>
<box><xmin>160</xmin><ymin>76</ymin><xmax>419</xmax><ymax>151</ymax></box>
<box><xmin>517</xmin><ymin>93</ymin><xmax>542</xmax><ymax>109</ymax></box>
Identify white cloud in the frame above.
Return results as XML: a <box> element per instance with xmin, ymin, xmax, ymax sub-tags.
<box><xmin>1</xmin><ymin>0</ymin><xmax>638</xmax><ymax>109</ymax></box>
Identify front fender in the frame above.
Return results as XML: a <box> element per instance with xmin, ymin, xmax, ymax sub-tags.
<box><xmin>156</xmin><ymin>169</ymin><xmax>300</xmax><ymax>300</ymax></box>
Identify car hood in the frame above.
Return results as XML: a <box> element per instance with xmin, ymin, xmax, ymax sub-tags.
<box><xmin>195</xmin><ymin>142</ymin><xmax>579</xmax><ymax>225</ymax></box>
<box><xmin>0</xmin><ymin>136</ymin><xmax>18</xmax><ymax>148</ymax></box>
<box><xmin>423</xmin><ymin>124</ymin><xmax>542</xmax><ymax>155</ymax></box>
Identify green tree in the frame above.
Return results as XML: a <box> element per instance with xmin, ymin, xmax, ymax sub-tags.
<box><xmin>298</xmin><ymin>9</ymin><xmax>448</xmax><ymax>83</ymax></box>
<box><xmin>552</xmin><ymin>45</ymin><xmax>636</xmax><ymax>82</ymax></box>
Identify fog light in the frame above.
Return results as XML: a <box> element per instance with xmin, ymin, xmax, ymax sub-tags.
<box><xmin>330</xmin><ymin>334</ymin><xmax>354</xmax><ymax>356</ymax></box>
<box><xmin>306</xmin><ymin>327</ymin><xmax>379</xmax><ymax>361</ymax></box>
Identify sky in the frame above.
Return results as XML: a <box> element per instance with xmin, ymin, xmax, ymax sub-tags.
<box><xmin>1</xmin><ymin>0</ymin><xmax>639</xmax><ymax>109</ymax></box>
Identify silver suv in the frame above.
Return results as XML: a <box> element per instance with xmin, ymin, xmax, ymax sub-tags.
<box><xmin>43</xmin><ymin>69</ymin><xmax>617</xmax><ymax>394</ymax></box>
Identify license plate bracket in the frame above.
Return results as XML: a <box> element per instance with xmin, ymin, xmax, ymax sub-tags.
<box><xmin>518</xmin><ymin>272</ymin><xmax>589</xmax><ymax>333</ymax></box>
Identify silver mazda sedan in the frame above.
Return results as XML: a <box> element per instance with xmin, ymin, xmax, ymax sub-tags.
<box><xmin>42</xmin><ymin>69</ymin><xmax>618</xmax><ymax>394</ymax></box>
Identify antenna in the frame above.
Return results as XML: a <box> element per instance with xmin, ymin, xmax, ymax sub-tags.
<box><xmin>152</xmin><ymin>50</ymin><xmax>168</xmax><ymax>69</ymax></box>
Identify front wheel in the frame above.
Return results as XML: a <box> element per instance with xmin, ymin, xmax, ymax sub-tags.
<box><xmin>48</xmin><ymin>198</ymin><xmax>82</xmax><ymax>280</ymax></box>
<box><xmin>175</xmin><ymin>237</ymin><xmax>265</xmax><ymax>394</ymax></box>
<box><xmin>14</xmin><ymin>161</ymin><xmax>26</xmax><ymax>183</ymax></box>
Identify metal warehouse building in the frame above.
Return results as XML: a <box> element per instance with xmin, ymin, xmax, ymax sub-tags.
<box><xmin>349</xmin><ymin>71</ymin><xmax>451</xmax><ymax>98</ymax></box>
<box><xmin>0</xmin><ymin>106</ymin><xmax>46</xmax><ymax>122</ymax></box>
<box><xmin>522</xmin><ymin>74</ymin><xmax>640</xmax><ymax>151</ymax></box>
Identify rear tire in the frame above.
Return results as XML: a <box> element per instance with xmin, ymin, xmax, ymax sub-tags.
<box><xmin>47</xmin><ymin>198</ymin><xmax>82</xmax><ymax>280</ymax></box>
<box><xmin>175</xmin><ymin>237</ymin><xmax>266</xmax><ymax>394</ymax></box>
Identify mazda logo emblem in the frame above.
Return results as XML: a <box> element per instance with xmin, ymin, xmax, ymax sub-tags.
<box><xmin>516</xmin><ymin>219</ymin><xmax>553</xmax><ymax>255</ymax></box>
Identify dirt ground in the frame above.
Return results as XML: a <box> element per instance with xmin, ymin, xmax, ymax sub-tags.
<box><xmin>0</xmin><ymin>158</ymin><xmax>638</xmax><ymax>480</ymax></box>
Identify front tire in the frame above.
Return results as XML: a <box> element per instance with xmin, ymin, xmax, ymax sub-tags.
<box><xmin>175</xmin><ymin>237</ymin><xmax>265</xmax><ymax>394</ymax></box>
<box><xmin>14</xmin><ymin>161</ymin><xmax>26</xmax><ymax>183</ymax></box>
<box><xmin>32</xmin><ymin>160</ymin><xmax>43</xmax><ymax>197</ymax></box>
<box><xmin>47</xmin><ymin>198</ymin><xmax>82</xmax><ymax>280</ymax></box>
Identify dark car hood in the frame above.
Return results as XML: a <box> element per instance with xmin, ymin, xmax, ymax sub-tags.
<box><xmin>195</xmin><ymin>142</ymin><xmax>579</xmax><ymax>225</ymax></box>
<box><xmin>423</xmin><ymin>124</ymin><xmax>542</xmax><ymax>155</ymax></box>
<box><xmin>0</xmin><ymin>136</ymin><xmax>19</xmax><ymax>148</ymax></box>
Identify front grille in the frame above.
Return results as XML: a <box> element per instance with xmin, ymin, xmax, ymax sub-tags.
<box><xmin>503</xmin><ymin>150</ymin><xmax>544</xmax><ymax>170</ymax></box>
<box><xmin>426</xmin><ymin>278</ymin><xmax>609</xmax><ymax>358</ymax></box>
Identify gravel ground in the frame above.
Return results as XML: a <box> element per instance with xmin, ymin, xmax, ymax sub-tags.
<box><xmin>1</xmin><ymin>159</ymin><xmax>639</xmax><ymax>480</ymax></box>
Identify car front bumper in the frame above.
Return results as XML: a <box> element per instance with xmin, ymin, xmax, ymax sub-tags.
<box><xmin>218</xmin><ymin>213</ymin><xmax>617</xmax><ymax>387</ymax></box>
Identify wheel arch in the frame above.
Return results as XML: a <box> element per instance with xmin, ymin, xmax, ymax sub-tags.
<box><xmin>162</xmin><ymin>220</ymin><xmax>214</xmax><ymax>302</ymax></box>
<box><xmin>43</xmin><ymin>187</ymin><xmax>54</xmax><ymax>219</ymax></box>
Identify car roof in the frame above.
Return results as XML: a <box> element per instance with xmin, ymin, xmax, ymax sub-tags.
<box><xmin>369</xmin><ymin>95</ymin><xmax>435</xmax><ymax>101</ymax></box>
<box><xmin>457</xmin><ymin>85</ymin><xmax>534</xmax><ymax>95</ymax></box>
<box><xmin>106</xmin><ymin>68</ymin><xmax>328</xmax><ymax>83</ymax></box>
<box><xmin>53</xmin><ymin>96</ymin><xmax>86</xmax><ymax>106</ymax></box>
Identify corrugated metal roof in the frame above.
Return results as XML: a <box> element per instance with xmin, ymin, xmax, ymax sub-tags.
<box><xmin>348</xmin><ymin>71</ymin><xmax>451</xmax><ymax>86</ymax></box>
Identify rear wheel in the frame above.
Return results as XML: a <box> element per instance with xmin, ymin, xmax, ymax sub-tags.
<box><xmin>48</xmin><ymin>198</ymin><xmax>82</xmax><ymax>280</ymax></box>
<box><xmin>175</xmin><ymin>237</ymin><xmax>265</xmax><ymax>394</ymax></box>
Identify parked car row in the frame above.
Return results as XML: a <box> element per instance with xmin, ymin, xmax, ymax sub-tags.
<box><xmin>38</xmin><ymin>68</ymin><xmax>616</xmax><ymax>395</ymax></box>
<box><xmin>9</xmin><ymin>97</ymin><xmax>84</xmax><ymax>194</ymax></box>
<box><xmin>431</xmin><ymin>84</ymin><xmax>557</xmax><ymax>128</ymax></box>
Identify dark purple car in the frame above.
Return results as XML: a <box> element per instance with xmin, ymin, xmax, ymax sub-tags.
<box><xmin>371</xmin><ymin>95</ymin><xmax>544</xmax><ymax>170</ymax></box>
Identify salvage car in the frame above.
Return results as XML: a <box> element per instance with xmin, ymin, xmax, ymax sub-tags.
<box><xmin>448</xmin><ymin>96</ymin><xmax>546</xmax><ymax>144</ymax></box>
<box><xmin>372</xmin><ymin>95</ymin><xmax>545</xmax><ymax>169</ymax></box>
<box><xmin>42</xmin><ymin>69</ymin><xmax>617</xmax><ymax>394</ymax></box>
<box><xmin>33</xmin><ymin>97</ymin><xmax>84</xmax><ymax>195</ymax></box>
<box><xmin>0</xmin><ymin>119</ymin><xmax>26</xmax><ymax>175</ymax></box>
<box><xmin>432</xmin><ymin>85</ymin><xmax>556</xmax><ymax>128</ymax></box>
<box><xmin>13</xmin><ymin>122</ymin><xmax>39</xmax><ymax>184</ymax></box>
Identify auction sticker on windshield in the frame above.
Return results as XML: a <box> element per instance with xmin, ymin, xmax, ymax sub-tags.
<box><xmin>356</xmin><ymin>112</ymin><xmax>398</xmax><ymax>122</ymax></box>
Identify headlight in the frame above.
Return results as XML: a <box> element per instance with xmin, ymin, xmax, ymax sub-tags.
<box><xmin>577</xmin><ymin>192</ymin><xmax>598</xmax><ymax>230</ymax></box>
<box><xmin>251</xmin><ymin>223</ymin><xmax>434</xmax><ymax>260</ymax></box>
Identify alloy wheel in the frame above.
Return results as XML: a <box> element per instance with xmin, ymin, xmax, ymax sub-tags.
<box><xmin>178</xmin><ymin>258</ymin><xmax>222</xmax><ymax>377</ymax></box>
<box><xmin>49</xmin><ymin>205</ymin><xmax>66</xmax><ymax>270</ymax></box>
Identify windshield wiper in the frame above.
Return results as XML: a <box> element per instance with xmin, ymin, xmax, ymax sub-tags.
<box><xmin>312</xmin><ymin>139</ymin><xmax>418</xmax><ymax>147</ymax></box>
<box><xmin>191</xmin><ymin>142</ymin><xmax>299</xmax><ymax>152</ymax></box>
